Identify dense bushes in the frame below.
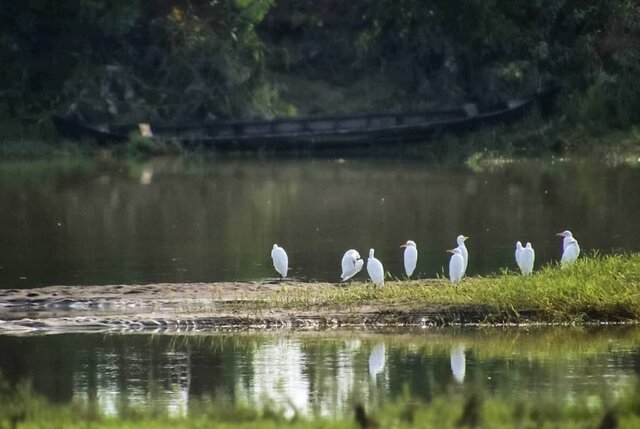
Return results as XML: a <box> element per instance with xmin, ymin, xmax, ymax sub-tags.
<box><xmin>0</xmin><ymin>0</ymin><xmax>287</xmax><ymax>125</ymax></box>
<box><xmin>1</xmin><ymin>1</ymin><xmax>639</xmax><ymax>129</ymax></box>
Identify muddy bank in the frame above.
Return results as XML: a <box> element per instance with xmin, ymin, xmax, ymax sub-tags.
<box><xmin>0</xmin><ymin>281</ymin><xmax>622</xmax><ymax>334</ymax></box>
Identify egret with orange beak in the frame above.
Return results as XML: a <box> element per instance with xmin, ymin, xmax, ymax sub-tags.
<box><xmin>400</xmin><ymin>240</ymin><xmax>417</xmax><ymax>278</ymax></box>
<box><xmin>447</xmin><ymin>248</ymin><xmax>465</xmax><ymax>284</ymax></box>
<box><xmin>455</xmin><ymin>235</ymin><xmax>469</xmax><ymax>276</ymax></box>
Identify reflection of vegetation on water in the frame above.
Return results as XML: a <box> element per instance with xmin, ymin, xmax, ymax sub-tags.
<box><xmin>2</xmin><ymin>325</ymin><xmax>638</xmax><ymax>420</ymax></box>
<box><xmin>2</xmin><ymin>374</ymin><xmax>640</xmax><ymax>428</ymax></box>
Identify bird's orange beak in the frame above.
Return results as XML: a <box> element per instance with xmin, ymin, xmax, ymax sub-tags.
<box><xmin>400</xmin><ymin>244</ymin><xmax>407</xmax><ymax>248</ymax></box>
<box><xmin>555</xmin><ymin>232</ymin><xmax>564</xmax><ymax>237</ymax></box>
<box><xmin>446</xmin><ymin>249</ymin><xmax>455</xmax><ymax>253</ymax></box>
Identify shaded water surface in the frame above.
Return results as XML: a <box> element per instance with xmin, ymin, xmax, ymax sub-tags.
<box><xmin>0</xmin><ymin>156</ymin><xmax>638</xmax><ymax>288</ymax></box>
<box><xmin>0</xmin><ymin>327</ymin><xmax>638</xmax><ymax>416</ymax></box>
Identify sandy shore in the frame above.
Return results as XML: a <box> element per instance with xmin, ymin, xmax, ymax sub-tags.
<box><xmin>0</xmin><ymin>281</ymin><xmax>530</xmax><ymax>334</ymax></box>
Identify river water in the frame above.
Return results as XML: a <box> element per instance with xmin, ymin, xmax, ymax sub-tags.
<box><xmin>0</xmin><ymin>327</ymin><xmax>638</xmax><ymax>416</ymax></box>
<box><xmin>0</xmin><ymin>155</ymin><xmax>638</xmax><ymax>287</ymax></box>
<box><xmin>0</xmin><ymin>154</ymin><xmax>639</xmax><ymax>416</ymax></box>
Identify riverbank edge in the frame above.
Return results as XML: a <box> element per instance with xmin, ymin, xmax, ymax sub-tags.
<box><xmin>1</xmin><ymin>252</ymin><xmax>639</xmax><ymax>334</ymax></box>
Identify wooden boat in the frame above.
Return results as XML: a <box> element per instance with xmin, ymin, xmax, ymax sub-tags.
<box><xmin>52</xmin><ymin>88</ymin><xmax>555</xmax><ymax>151</ymax></box>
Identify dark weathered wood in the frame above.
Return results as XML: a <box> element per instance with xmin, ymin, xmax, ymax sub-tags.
<box><xmin>52</xmin><ymin>88</ymin><xmax>555</xmax><ymax>151</ymax></box>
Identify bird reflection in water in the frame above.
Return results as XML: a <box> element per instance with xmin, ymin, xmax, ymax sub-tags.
<box><xmin>450</xmin><ymin>344</ymin><xmax>466</xmax><ymax>384</ymax></box>
<box><xmin>369</xmin><ymin>343</ymin><xmax>386</xmax><ymax>380</ymax></box>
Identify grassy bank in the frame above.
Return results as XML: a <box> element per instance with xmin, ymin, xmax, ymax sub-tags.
<box><xmin>264</xmin><ymin>253</ymin><xmax>640</xmax><ymax>324</ymax></box>
<box><xmin>2</xmin><ymin>379</ymin><xmax>640</xmax><ymax>428</ymax></box>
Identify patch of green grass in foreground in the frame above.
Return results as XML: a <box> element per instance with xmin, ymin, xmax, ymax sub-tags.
<box><xmin>270</xmin><ymin>253</ymin><xmax>640</xmax><ymax>322</ymax></box>
<box><xmin>2</xmin><ymin>379</ymin><xmax>640</xmax><ymax>428</ymax></box>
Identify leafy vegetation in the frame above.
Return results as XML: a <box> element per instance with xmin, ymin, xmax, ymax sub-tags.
<box><xmin>2</xmin><ymin>1</ymin><xmax>640</xmax><ymax>134</ymax></box>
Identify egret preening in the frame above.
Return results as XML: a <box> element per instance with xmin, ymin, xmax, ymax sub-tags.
<box><xmin>271</xmin><ymin>244</ymin><xmax>288</xmax><ymax>278</ymax></box>
<box><xmin>561</xmin><ymin>237</ymin><xmax>580</xmax><ymax>267</ymax></box>
<box><xmin>340</xmin><ymin>249</ymin><xmax>364</xmax><ymax>281</ymax></box>
<box><xmin>367</xmin><ymin>248</ymin><xmax>385</xmax><ymax>287</ymax></box>
<box><xmin>515</xmin><ymin>241</ymin><xmax>524</xmax><ymax>272</ymax></box>
<box><xmin>456</xmin><ymin>235</ymin><xmax>469</xmax><ymax>276</ymax></box>
<box><xmin>400</xmin><ymin>240</ymin><xmax>418</xmax><ymax>278</ymax></box>
<box><xmin>556</xmin><ymin>230</ymin><xmax>574</xmax><ymax>251</ymax></box>
<box><xmin>447</xmin><ymin>248</ymin><xmax>465</xmax><ymax>284</ymax></box>
<box><xmin>520</xmin><ymin>242</ymin><xmax>535</xmax><ymax>276</ymax></box>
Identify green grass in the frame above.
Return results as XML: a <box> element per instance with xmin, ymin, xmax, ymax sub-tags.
<box><xmin>266</xmin><ymin>253</ymin><xmax>640</xmax><ymax>323</ymax></box>
<box><xmin>3</xmin><ymin>378</ymin><xmax>640</xmax><ymax>428</ymax></box>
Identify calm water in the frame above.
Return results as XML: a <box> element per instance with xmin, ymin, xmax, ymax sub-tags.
<box><xmin>0</xmin><ymin>155</ymin><xmax>638</xmax><ymax>288</ymax></box>
<box><xmin>0</xmin><ymin>327</ymin><xmax>638</xmax><ymax>416</ymax></box>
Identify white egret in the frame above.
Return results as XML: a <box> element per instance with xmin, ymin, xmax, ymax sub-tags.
<box><xmin>447</xmin><ymin>248</ymin><xmax>465</xmax><ymax>284</ymax></box>
<box><xmin>366</xmin><ymin>248</ymin><xmax>384</xmax><ymax>287</ymax></box>
<box><xmin>556</xmin><ymin>230</ymin><xmax>574</xmax><ymax>251</ymax></box>
<box><xmin>515</xmin><ymin>241</ymin><xmax>524</xmax><ymax>272</ymax></box>
<box><xmin>520</xmin><ymin>242</ymin><xmax>535</xmax><ymax>276</ymax></box>
<box><xmin>400</xmin><ymin>240</ymin><xmax>418</xmax><ymax>278</ymax></box>
<box><xmin>271</xmin><ymin>244</ymin><xmax>288</xmax><ymax>278</ymax></box>
<box><xmin>340</xmin><ymin>249</ymin><xmax>364</xmax><ymax>281</ymax></box>
<box><xmin>561</xmin><ymin>237</ymin><xmax>580</xmax><ymax>267</ymax></box>
<box><xmin>456</xmin><ymin>235</ymin><xmax>469</xmax><ymax>276</ymax></box>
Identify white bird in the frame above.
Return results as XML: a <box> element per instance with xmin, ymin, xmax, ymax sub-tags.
<box><xmin>556</xmin><ymin>230</ymin><xmax>574</xmax><ymax>251</ymax></box>
<box><xmin>520</xmin><ymin>242</ymin><xmax>535</xmax><ymax>276</ymax></box>
<box><xmin>515</xmin><ymin>241</ymin><xmax>524</xmax><ymax>272</ymax></box>
<box><xmin>400</xmin><ymin>240</ymin><xmax>418</xmax><ymax>278</ymax></box>
<box><xmin>366</xmin><ymin>248</ymin><xmax>384</xmax><ymax>287</ymax></box>
<box><xmin>561</xmin><ymin>237</ymin><xmax>580</xmax><ymax>267</ymax></box>
<box><xmin>447</xmin><ymin>248</ymin><xmax>465</xmax><ymax>284</ymax></box>
<box><xmin>456</xmin><ymin>235</ymin><xmax>469</xmax><ymax>276</ymax></box>
<box><xmin>340</xmin><ymin>249</ymin><xmax>364</xmax><ymax>281</ymax></box>
<box><xmin>271</xmin><ymin>244</ymin><xmax>288</xmax><ymax>278</ymax></box>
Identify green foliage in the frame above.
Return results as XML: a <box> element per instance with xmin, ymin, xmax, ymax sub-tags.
<box><xmin>0</xmin><ymin>0</ymin><xmax>287</xmax><ymax>125</ymax></box>
<box><xmin>2</xmin><ymin>0</ymin><xmax>640</xmax><ymax>132</ymax></box>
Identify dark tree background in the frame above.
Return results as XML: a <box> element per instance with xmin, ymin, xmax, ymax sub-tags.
<box><xmin>1</xmin><ymin>0</ymin><xmax>639</xmax><ymax>127</ymax></box>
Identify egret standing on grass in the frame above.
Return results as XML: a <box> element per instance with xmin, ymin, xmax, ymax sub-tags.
<box><xmin>561</xmin><ymin>237</ymin><xmax>580</xmax><ymax>267</ymax></box>
<box><xmin>515</xmin><ymin>241</ymin><xmax>524</xmax><ymax>272</ymax></box>
<box><xmin>340</xmin><ymin>249</ymin><xmax>364</xmax><ymax>282</ymax></box>
<box><xmin>520</xmin><ymin>242</ymin><xmax>535</xmax><ymax>275</ymax></box>
<box><xmin>447</xmin><ymin>248</ymin><xmax>465</xmax><ymax>284</ymax></box>
<box><xmin>455</xmin><ymin>235</ymin><xmax>469</xmax><ymax>276</ymax></box>
<box><xmin>400</xmin><ymin>240</ymin><xmax>418</xmax><ymax>278</ymax></box>
<box><xmin>271</xmin><ymin>244</ymin><xmax>288</xmax><ymax>278</ymax></box>
<box><xmin>367</xmin><ymin>249</ymin><xmax>385</xmax><ymax>287</ymax></box>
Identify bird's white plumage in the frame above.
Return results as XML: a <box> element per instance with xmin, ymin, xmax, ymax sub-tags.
<box><xmin>561</xmin><ymin>238</ymin><xmax>580</xmax><ymax>267</ymax></box>
<box><xmin>456</xmin><ymin>235</ymin><xmax>469</xmax><ymax>276</ymax></box>
<box><xmin>271</xmin><ymin>244</ymin><xmax>288</xmax><ymax>278</ymax></box>
<box><xmin>520</xmin><ymin>242</ymin><xmax>535</xmax><ymax>275</ymax></box>
<box><xmin>557</xmin><ymin>230</ymin><xmax>574</xmax><ymax>251</ymax></box>
<box><xmin>366</xmin><ymin>248</ymin><xmax>384</xmax><ymax>287</ymax></box>
<box><xmin>515</xmin><ymin>241</ymin><xmax>524</xmax><ymax>272</ymax></box>
<box><xmin>448</xmin><ymin>248</ymin><xmax>465</xmax><ymax>284</ymax></box>
<box><xmin>401</xmin><ymin>240</ymin><xmax>418</xmax><ymax>278</ymax></box>
<box><xmin>340</xmin><ymin>249</ymin><xmax>364</xmax><ymax>281</ymax></box>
